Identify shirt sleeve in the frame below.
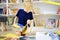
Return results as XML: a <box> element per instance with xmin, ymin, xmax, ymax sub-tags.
<box><xmin>30</xmin><ymin>12</ymin><xmax>33</xmax><ymax>20</ymax></box>
<box><xmin>16</xmin><ymin>9</ymin><xmax>20</xmax><ymax>17</ymax></box>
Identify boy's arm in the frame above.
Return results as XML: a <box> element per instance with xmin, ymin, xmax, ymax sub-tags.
<box><xmin>12</xmin><ymin>16</ymin><xmax>20</xmax><ymax>28</ymax></box>
<box><xmin>13</xmin><ymin>16</ymin><xmax>18</xmax><ymax>24</ymax></box>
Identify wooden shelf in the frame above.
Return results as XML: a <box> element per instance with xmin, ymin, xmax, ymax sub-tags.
<box><xmin>0</xmin><ymin>3</ymin><xmax>6</xmax><ymax>5</ymax></box>
<box><xmin>0</xmin><ymin>14</ymin><xmax>7</xmax><ymax>16</ymax></box>
<box><xmin>39</xmin><ymin>14</ymin><xmax>60</xmax><ymax>15</ymax></box>
<box><xmin>36</xmin><ymin>14</ymin><xmax>60</xmax><ymax>19</ymax></box>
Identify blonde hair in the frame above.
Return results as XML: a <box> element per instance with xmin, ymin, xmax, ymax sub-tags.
<box><xmin>23</xmin><ymin>2</ymin><xmax>33</xmax><ymax>11</ymax></box>
<box><xmin>24</xmin><ymin>0</ymin><xmax>31</xmax><ymax>2</ymax></box>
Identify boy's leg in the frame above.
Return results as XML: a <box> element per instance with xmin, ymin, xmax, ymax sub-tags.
<box><xmin>16</xmin><ymin>23</ymin><xmax>24</xmax><ymax>36</ymax></box>
<box><xmin>1</xmin><ymin>22</ymin><xmax>7</xmax><ymax>31</ymax></box>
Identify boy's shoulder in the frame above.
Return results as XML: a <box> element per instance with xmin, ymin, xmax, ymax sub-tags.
<box><xmin>19</xmin><ymin>9</ymin><xmax>24</xmax><ymax>11</ymax></box>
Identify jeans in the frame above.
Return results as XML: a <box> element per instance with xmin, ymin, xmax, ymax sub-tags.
<box><xmin>18</xmin><ymin>23</ymin><xmax>24</xmax><ymax>28</ymax></box>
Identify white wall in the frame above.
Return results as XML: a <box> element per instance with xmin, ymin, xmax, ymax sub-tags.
<box><xmin>33</xmin><ymin>2</ymin><xmax>59</xmax><ymax>14</ymax></box>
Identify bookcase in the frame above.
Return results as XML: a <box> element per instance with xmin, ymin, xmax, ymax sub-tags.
<box><xmin>0</xmin><ymin>0</ymin><xmax>60</xmax><ymax>28</ymax></box>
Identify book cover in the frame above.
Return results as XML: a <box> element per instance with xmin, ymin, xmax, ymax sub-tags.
<box><xmin>45</xmin><ymin>19</ymin><xmax>58</xmax><ymax>28</ymax></box>
<box><xmin>0</xmin><ymin>8</ymin><xmax>3</xmax><ymax>14</ymax></box>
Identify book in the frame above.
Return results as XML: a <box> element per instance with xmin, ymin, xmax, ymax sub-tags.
<box><xmin>19</xmin><ymin>0</ymin><xmax>24</xmax><ymax>3</ymax></box>
<box><xmin>3</xmin><ymin>7</ymin><xmax>7</xmax><ymax>14</ymax></box>
<box><xmin>45</xmin><ymin>19</ymin><xmax>58</xmax><ymax>28</ymax></box>
<box><xmin>0</xmin><ymin>8</ymin><xmax>3</xmax><ymax>14</ymax></box>
<box><xmin>57</xmin><ymin>6</ymin><xmax>60</xmax><ymax>14</ymax></box>
<box><xmin>12</xmin><ymin>8</ymin><xmax>18</xmax><ymax>14</ymax></box>
<box><xmin>10</xmin><ymin>8</ymin><xmax>18</xmax><ymax>15</ymax></box>
<box><xmin>9</xmin><ymin>0</ymin><xmax>17</xmax><ymax>3</ymax></box>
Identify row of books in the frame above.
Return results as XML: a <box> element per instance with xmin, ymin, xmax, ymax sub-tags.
<box><xmin>0</xmin><ymin>0</ymin><xmax>24</xmax><ymax>3</ymax></box>
<box><xmin>8</xmin><ymin>0</ymin><xmax>17</xmax><ymax>3</ymax></box>
<box><xmin>0</xmin><ymin>0</ymin><xmax>60</xmax><ymax>3</ymax></box>
<box><xmin>35</xmin><ymin>17</ymin><xmax>60</xmax><ymax>28</ymax></box>
<box><xmin>0</xmin><ymin>0</ymin><xmax>6</xmax><ymax>3</ymax></box>
<box><xmin>8</xmin><ymin>0</ymin><xmax>24</xmax><ymax>3</ymax></box>
<box><xmin>0</xmin><ymin>7</ymin><xmax>18</xmax><ymax>15</ymax></box>
<box><xmin>0</xmin><ymin>7</ymin><xmax>7</xmax><ymax>14</ymax></box>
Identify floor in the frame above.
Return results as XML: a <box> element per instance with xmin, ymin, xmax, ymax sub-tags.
<box><xmin>0</xmin><ymin>25</ymin><xmax>60</xmax><ymax>40</ymax></box>
<box><xmin>0</xmin><ymin>26</ymin><xmax>17</xmax><ymax>40</ymax></box>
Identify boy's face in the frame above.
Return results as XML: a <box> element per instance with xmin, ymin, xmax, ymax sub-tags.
<box><xmin>24</xmin><ymin>2</ymin><xmax>32</xmax><ymax>11</ymax></box>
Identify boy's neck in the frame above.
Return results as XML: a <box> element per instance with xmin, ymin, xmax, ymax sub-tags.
<box><xmin>24</xmin><ymin>9</ymin><xmax>31</xmax><ymax>13</ymax></box>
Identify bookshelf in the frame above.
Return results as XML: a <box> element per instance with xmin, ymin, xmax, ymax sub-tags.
<box><xmin>31</xmin><ymin>0</ymin><xmax>60</xmax><ymax>28</ymax></box>
<box><xmin>0</xmin><ymin>0</ymin><xmax>60</xmax><ymax>28</ymax></box>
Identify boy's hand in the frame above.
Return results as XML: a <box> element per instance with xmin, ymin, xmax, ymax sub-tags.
<box><xmin>27</xmin><ymin>20</ymin><xmax>31</xmax><ymax>25</ymax></box>
<box><xmin>12</xmin><ymin>24</ymin><xmax>20</xmax><ymax>28</ymax></box>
